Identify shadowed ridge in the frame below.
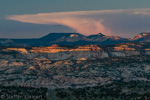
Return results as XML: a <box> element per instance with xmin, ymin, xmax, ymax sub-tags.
<box><xmin>39</xmin><ymin>33</ymin><xmax>84</xmax><ymax>41</ymax></box>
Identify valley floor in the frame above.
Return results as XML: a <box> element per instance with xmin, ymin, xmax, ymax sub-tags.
<box><xmin>0</xmin><ymin>53</ymin><xmax>150</xmax><ymax>89</ymax></box>
<box><xmin>0</xmin><ymin>49</ymin><xmax>150</xmax><ymax>99</ymax></box>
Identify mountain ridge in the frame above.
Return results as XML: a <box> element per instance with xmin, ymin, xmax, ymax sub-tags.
<box><xmin>130</xmin><ymin>32</ymin><xmax>150</xmax><ymax>42</ymax></box>
<box><xmin>0</xmin><ymin>32</ymin><xmax>150</xmax><ymax>46</ymax></box>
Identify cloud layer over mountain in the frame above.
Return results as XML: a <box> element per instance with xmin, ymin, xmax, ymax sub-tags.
<box><xmin>6</xmin><ymin>8</ymin><xmax>150</xmax><ymax>38</ymax></box>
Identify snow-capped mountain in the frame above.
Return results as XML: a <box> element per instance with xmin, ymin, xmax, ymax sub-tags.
<box><xmin>39</xmin><ymin>33</ymin><xmax>90</xmax><ymax>42</ymax></box>
<box><xmin>87</xmin><ymin>33</ymin><xmax>128</xmax><ymax>42</ymax></box>
<box><xmin>130</xmin><ymin>32</ymin><xmax>150</xmax><ymax>42</ymax></box>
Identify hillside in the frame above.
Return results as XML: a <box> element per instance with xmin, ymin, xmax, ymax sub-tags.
<box><xmin>1</xmin><ymin>32</ymin><xmax>146</xmax><ymax>46</ymax></box>
<box><xmin>0</xmin><ymin>43</ymin><xmax>150</xmax><ymax>89</ymax></box>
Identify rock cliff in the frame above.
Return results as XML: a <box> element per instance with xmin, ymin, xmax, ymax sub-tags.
<box><xmin>1</xmin><ymin>43</ymin><xmax>150</xmax><ymax>61</ymax></box>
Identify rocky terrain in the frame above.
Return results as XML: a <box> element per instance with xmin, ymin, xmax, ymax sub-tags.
<box><xmin>54</xmin><ymin>81</ymin><xmax>150</xmax><ymax>100</ymax></box>
<box><xmin>1</xmin><ymin>32</ymin><xmax>150</xmax><ymax>46</ymax></box>
<box><xmin>0</xmin><ymin>43</ymin><xmax>150</xmax><ymax>89</ymax></box>
<box><xmin>1</xmin><ymin>42</ymin><xmax>150</xmax><ymax>60</ymax></box>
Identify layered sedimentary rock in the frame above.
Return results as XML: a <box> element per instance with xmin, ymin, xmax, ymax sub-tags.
<box><xmin>30</xmin><ymin>44</ymin><xmax>102</xmax><ymax>53</ymax></box>
<box><xmin>1</xmin><ymin>43</ymin><xmax>150</xmax><ymax>88</ymax></box>
<box><xmin>1</xmin><ymin>43</ymin><xmax>150</xmax><ymax>61</ymax></box>
<box><xmin>3</xmin><ymin>48</ymin><xmax>28</xmax><ymax>54</ymax></box>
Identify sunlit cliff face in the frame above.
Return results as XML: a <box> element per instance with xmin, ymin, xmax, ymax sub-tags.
<box><xmin>30</xmin><ymin>45</ymin><xmax>102</xmax><ymax>53</ymax></box>
<box><xmin>6</xmin><ymin>8</ymin><xmax>150</xmax><ymax>37</ymax></box>
<box><xmin>2</xmin><ymin>43</ymin><xmax>150</xmax><ymax>54</ymax></box>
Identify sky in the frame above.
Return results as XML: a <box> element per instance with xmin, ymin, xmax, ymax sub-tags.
<box><xmin>1</xmin><ymin>0</ymin><xmax>150</xmax><ymax>38</ymax></box>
